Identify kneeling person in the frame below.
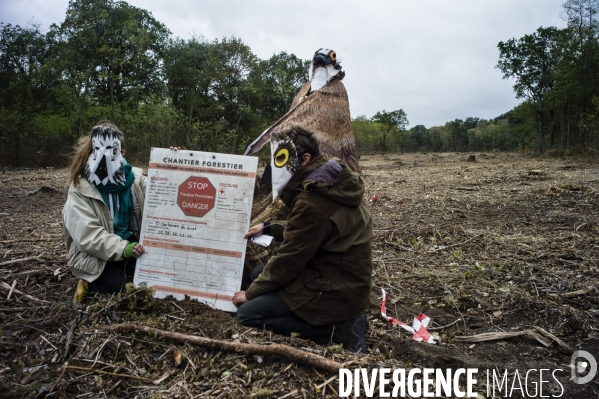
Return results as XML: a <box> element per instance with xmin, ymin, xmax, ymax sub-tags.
<box><xmin>233</xmin><ymin>124</ymin><xmax>373</xmax><ymax>353</ymax></box>
<box><xmin>63</xmin><ymin>123</ymin><xmax>146</xmax><ymax>304</ymax></box>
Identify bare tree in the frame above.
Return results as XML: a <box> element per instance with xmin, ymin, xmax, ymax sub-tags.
<box><xmin>561</xmin><ymin>0</ymin><xmax>599</xmax><ymax>42</ymax></box>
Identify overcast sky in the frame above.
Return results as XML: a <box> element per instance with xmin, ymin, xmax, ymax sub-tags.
<box><xmin>1</xmin><ymin>0</ymin><xmax>566</xmax><ymax>128</ymax></box>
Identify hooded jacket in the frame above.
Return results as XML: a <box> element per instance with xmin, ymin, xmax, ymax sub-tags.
<box><xmin>63</xmin><ymin>167</ymin><xmax>146</xmax><ymax>282</ymax></box>
<box><xmin>245</xmin><ymin>156</ymin><xmax>373</xmax><ymax>326</ymax></box>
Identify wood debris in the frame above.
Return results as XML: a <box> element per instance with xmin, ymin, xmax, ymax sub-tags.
<box><xmin>0</xmin><ymin>154</ymin><xmax>597</xmax><ymax>397</ymax></box>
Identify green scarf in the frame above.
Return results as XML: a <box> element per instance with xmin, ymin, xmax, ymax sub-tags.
<box><xmin>95</xmin><ymin>162</ymin><xmax>135</xmax><ymax>240</ymax></box>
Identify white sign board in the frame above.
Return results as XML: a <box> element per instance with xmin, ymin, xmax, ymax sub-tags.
<box><xmin>133</xmin><ymin>148</ymin><xmax>258</xmax><ymax>312</ymax></box>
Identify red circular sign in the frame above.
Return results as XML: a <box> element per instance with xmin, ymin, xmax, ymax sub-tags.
<box><xmin>177</xmin><ymin>177</ymin><xmax>216</xmax><ymax>217</ymax></box>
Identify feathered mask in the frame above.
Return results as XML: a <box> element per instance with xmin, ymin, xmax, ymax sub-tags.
<box><xmin>309</xmin><ymin>48</ymin><xmax>345</xmax><ymax>92</ymax></box>
<box><xmin>269</xmin><ymin>131</ymin><xmax>300</xmax><ymax>202</ymax></box>
<box><xmin>244</xmin><ymin>48</ymin><xmax>359</xmax><ymax>173</ymax></box>
<box><xmin>84</xmin><ymin>126</ymin><xmax>125</xmax><ymax>186</ymax></box>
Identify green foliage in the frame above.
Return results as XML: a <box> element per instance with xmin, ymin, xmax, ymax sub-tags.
<box><xmin>0</xmin><ymin>22</ymin><xmax>52</xmax><ymax>165</ymax></box>
<box><xmin>352</xmin><ymin>113</ymin><xmax>523</xmax><ymax>154</ymax></box>
<box><xmin>352</xmin><ymin>115</ymin><xmax>403</xmax><ymax>153</ymax></box>
<box><xmin>52</xmin><ymin>0</ymin><xmax>171</xmax><ymax>112</ymax></box>
<box><xmin>257</xmin><ymin>51</ymin><xmax>309</xmax><ymax>121</ymax></box>
<box><xmin>0</xmin><ymin>0</ymin><xmax>309</xmax><ymax>166</ymax></box>
<box><xmin>494</xmin><ymin>2</ymin><xmax>599</xmax><ymax>153</ymax></box>
<box><xmin>3</xmin><ymin>0</ymin><xmax>599</xmax><ymax>164</ymax></box>
<box><xmin>497</xmin><ymin>27</ymin><xmax>568</xmax><ymax>153</ymax></box>
<box><xmin>371</xmin><ymin>109</ymin><xmax>409</xmax><ymax>131</ymax></box>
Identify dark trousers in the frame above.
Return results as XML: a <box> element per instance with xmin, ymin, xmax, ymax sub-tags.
<box><xmin>236</xmin><ymin>265</ymin><xmax>349</xmax><ymax>345</ymax></box>
<box><xmin>88</xmin><ymin>259</ymin><xmax>136</xmax><ymax>294</ymax></box>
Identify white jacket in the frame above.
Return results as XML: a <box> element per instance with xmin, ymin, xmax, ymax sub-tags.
<box><xmin>63</xmin><ymin>167</ymin><xmax>146</xmax><ymax>282</ymax></box>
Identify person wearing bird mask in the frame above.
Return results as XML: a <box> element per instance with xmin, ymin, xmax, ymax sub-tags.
<box><xmin>233</xmin><ymin>124</ymin><xmax>373</xmax><ymax>353</ymax></box>
<box><xmin>63</xmin><ymin>123</ymin><xmax>146</xmax><ymax>305</ymax></box>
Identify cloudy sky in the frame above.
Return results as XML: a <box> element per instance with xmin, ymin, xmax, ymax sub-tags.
<box><xmin>1</xmin><ymin>0</ymin><xmax>566</xmax><ymax>128</ymax></box>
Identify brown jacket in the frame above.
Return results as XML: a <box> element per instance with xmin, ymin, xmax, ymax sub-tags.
<box><xmin>245</xmin><ymin>156</ymin><xmax>373</xmax><ymax>326</ymax></box>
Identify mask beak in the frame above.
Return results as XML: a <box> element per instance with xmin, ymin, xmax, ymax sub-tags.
<box><xmin>95</xmin><ymin>154</ymin><xmax>109</xmax><ymax>182</ymax></box>
<box><xmin>313</xmin><ymin>53</ymin><xmax>333</xmax><ymax>66</ymax></box>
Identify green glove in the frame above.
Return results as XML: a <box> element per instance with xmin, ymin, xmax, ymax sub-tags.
<box><xmin>124</xmin><ymin>242</ymin><xmax>138</xmax><ymax>258</ymax></box>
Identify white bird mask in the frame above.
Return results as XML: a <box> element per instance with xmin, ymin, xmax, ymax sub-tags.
<box><xmin>84</xmin><ymin>126</ymin><xmax>125</xmax><ymax>186</ymax></box>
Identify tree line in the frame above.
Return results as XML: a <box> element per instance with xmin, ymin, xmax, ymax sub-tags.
<box><xmin>2</xmin><ymin>0</ymin><xmax>598</xmax><ymax>166</ymax></box>
<box><xmin>0</xmin><ymin>0</ymin><xmax>308</xmax><ymax>166</ymax></box>
<box><xmin>352</xmin><ymin>113</ymin><xmax>518</xmax><ymax>154</ymax></box>
<box><xmin>352</xmin><ymin>0</ymin><xmax>599</xmax><ymax>155</ymax></box>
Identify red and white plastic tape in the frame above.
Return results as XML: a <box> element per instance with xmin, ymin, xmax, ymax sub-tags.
<box><xmin>380</xmin><ymin>287</ymin><xmax>436</xmax><ymax>344</ymax></box>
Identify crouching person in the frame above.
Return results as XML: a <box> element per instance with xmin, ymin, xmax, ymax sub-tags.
<box><xmin>233</xmin><ymin>124</ymin><xmax>373</xmax><ymax>353</ymax></box>
<box><xmin>63</xmin><ymin>123</ymin><xmax>146</xmax><ymax>305</ymax></box>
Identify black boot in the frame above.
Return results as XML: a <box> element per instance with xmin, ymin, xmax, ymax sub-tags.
<box><xmin>344</xmin><ymin>313</ymin><xmax>367</xmax><ymax>353</ymax></box>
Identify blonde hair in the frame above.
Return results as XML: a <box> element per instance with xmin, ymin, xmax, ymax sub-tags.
<box><xmin>69</xmin><ymin>122</ymin><xmax>124</xmax><ymax>186</ymax></box>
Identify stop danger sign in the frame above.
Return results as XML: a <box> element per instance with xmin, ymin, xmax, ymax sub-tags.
<box><xmin>177</xmin><ymin>177</ymin><xmax>216</xmax><ymax>217</ymax></box>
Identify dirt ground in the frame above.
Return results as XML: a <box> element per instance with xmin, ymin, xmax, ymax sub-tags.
<box><xmin>0</xmin><ymin>152</ymin><xmax>598</xmax><ymax>398</ymax></box>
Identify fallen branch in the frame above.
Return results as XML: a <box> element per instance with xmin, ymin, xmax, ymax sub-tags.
<box><xmin>455</xmin><ymin>330</ymin><xmax>552</xmax><ymax>348</ymax></box>
<box><xmin>107</xmin><ymin>324</ymin><xmax>343</xmax><ymax>373</ymax></box>
<box><xmin>428</xmin><ymin>234</ymin><xmax>483</xmax><ymax>253</ymax></box>
<box><xmin>0</xmin><ymin>255</ymin><xmax>44</xmax><ymax>267</ymax></box>
<box><xmin>0</xmin><ymin>281</ymin><xmax>50</xmax><ymax>304</ymax></box>
<box><xmin>0</xmin><ymin>307</ymin><xmax>41</xmax><ymax>312</ymax></box>
<box><xmin>429</xmin><ymin>319</ymin><xmax>461</xmax><ymax>331</ymax></box>
<box><xmin>8</xmin><ymin>270</ymin><xmax>43</xmax><ymax>278</ymax></box>
<box><xmin>383</xmin><ymin>242</ymin><xmax>414</xmax><ymax>252</ymax></box>
<box><xmin>28</xmin><ymin>186</ymin><xmax>58</xmax><ymax>196</ymax></box>
<box><xmin>46</xmin><ymin>362</ymin><xmax>68</xmax><ymax>398</ymax></box>
<box><xmin>316</xmin><ymin>375</ymin><xmax>338</xmax><ymax>390</ymax></box>
<box><xmin>0</xmin><ymin>238</ymin><xmax>61</xmax><ymax>244</ymax></box>
<box><xmin>67</xmin><ymin>366</ymin><xmax>154</xmax><ymax>383</ymax></box>
<box><xmin>153</xmin><ymin>370</ymin><xmax>176</xmax><ymax>385</ymax></box>
<box><xmin>562</xmin><ymin>286</ymin><xmax>595</xmax><ymax>298</ymax></box>
<box><xmin>458</xmin><ymin>327</ymin><xmax>573</xmax><ymax>354</ymax></box>
<box><xmin>279</xmin><ymin>389</ymin><xmax>299</xmax><ymax>399</ymax></box>
<box><xmin>62</xmin><ymin>315</ymin><xmax>80</xmax><ymax>362</ymax></box>
<box><xmin>532</xmin><ymin>326</ymin><xmax>574</xmax><ymax>354</ymax></box>
<box><xmin>6</xmin><ymin>280</ymin><xmax>17</xmax><ymax>300</ymax></box>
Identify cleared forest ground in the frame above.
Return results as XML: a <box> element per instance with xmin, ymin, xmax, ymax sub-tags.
<box><xmin>0</xmin><ymin>152</ymin><xmax>598</xmax><ymax>398</ymax></box>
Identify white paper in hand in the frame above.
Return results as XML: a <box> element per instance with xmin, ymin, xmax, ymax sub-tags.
<box><xmin>251</xmin><ymin>234</ymin><xmax>274</xmax><ymax>247</ymax></box>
